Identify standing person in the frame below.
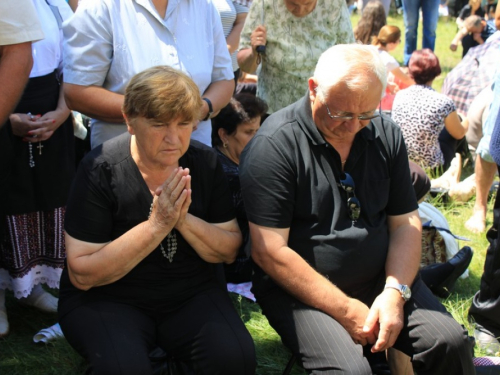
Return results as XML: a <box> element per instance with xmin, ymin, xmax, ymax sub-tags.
<box><xmin>213</xmin><ymin>0</ymin><xmax>248</xmax><ymax>84</ymax></box>
<box><xmin>58</xmin><ymin>66</ymin><xmax>256</xmax><ymax>375</ymax></box>
<box><xmin>401</xmin><ymin>0</ymin><xmax>440</xmax><ymax>65</ymax></box>
<box><xmin>0</xmin><ymin>0</ymin><xmax>74</xmax><ymax>338</ymax></box>
<box><xmin>237</xmin><ymin>0</ymin><xmax>354</xmax><ymax>114</ymax></box>
<box><xmin>0</xmin><ymin>0</ymin><xmax>44</xmax><ymax>339</ymax></box>
<box><xmin>63</xmin><ymin>0</ymin><xmax>234</xmax><ymax>149</ymax></box>
<box><xmin>240</xmin><ymin>44</ymin><xmax>474</xmax><ymax>374</ymax></box>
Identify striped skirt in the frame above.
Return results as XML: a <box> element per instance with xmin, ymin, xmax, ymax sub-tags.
<box><xmin>0</xmin><ymin>207</ymin><xmax>65</xmax><ymax>298</ymax></box>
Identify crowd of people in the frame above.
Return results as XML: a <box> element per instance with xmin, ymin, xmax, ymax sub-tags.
<box><xmin>1</xmin><ymin>0</ymin><xmax>500</xmax><ymax>374</ymax></box>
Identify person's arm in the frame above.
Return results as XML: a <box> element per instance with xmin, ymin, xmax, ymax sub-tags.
<box><xmin>200</xmin><ymin>80</ymin><xmax>235</xmax><ymax>120</ymax></box>
<box><xmin>444</xmin><ymin>110</ymin><xmax>468</xmax><ymax>139</ymax></box>
<box><xmin>390</xmin><ymin>67</ymin><xmax>415</xmax><ymax>87</ymax></box>
<box><xmin>363</xmin><ymin>210</ymin><xmax>422</xmax><ymax>353</ymax></box>
<box><xmin>237</xmin><ymin>25</ymin><xmax>267</xmax><ymax>74</ymax></box>
<box><xmin>64</xmin><ymin>83</ymin><xmax>124</xmax><ymax>123</ymax></box>
<box><xmin>0</xmin><ymin>42</ymin><xmax>33</xmax><ymax>127</ymax></box>
<box><xmin>250</xmin><ymin>223</ymin><xmax>377</xmax><ymax>346</ymax></box>
<box><xmin>226</xmin><ymin>13</ymin><xmax>247</xmax><ymax>54</ymax></box>
<box><xmin>450</xmin><ymin>27</ymin><xmax>468</xmax><ymax>51</ymax></box>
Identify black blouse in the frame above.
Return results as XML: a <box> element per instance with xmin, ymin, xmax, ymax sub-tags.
<box><xmin>59</xmin><ymin>133</ymin><xmax>235</xmax><ymax>318</ymax></box>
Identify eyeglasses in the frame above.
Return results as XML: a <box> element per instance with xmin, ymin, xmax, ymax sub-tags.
<box><xmin>338</xmin><ymin>172</ymin><xmax>361</xmax><ymax>222</ymax></box>
<box><xmin>325</xmin><ymin>102</ymin><xmax>380</xmax><ymax>122</ymax></box>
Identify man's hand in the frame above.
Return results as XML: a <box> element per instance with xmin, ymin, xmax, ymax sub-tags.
<box><xmin>339</xmin><ymin>298</ymin><xmax>378</xmax><ymax>346</ymax></box>
<box><xmin>363</xmin><ymin>288</ymin><xmax>405</xmax><ymax>353</ymax></box>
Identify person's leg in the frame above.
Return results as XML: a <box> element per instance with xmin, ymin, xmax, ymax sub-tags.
<box><xmin>393</xmin><ymin>278</ymin><xmax>475</xmax><ymax>374</ymax></box>
<box><xmin>402</xmin><ymin>0</ymin><xmax>421</xmax><ymax>65</ymax></box>
<box><xmin>157</xmin><ymin>287</ymin><xmax>256</xmax><ymax>375</ymax></box>
<box><xmin>258</xmin><ymin>288</ymin><xmax>372</xmax><ymax>375</ymax></box>
<box><xmin>421</xmin><ymin>0</ymin><xmax>440</xmax><ymax>51</ymax></box>
<box><xmin>59</xmin><ymin>301</ymin><xmax>156</xmax><ymax>375</ymax></box>
<box><xmin>465</xmin><ymin>156</ymin><xmax>497</xmax><ymax>233</ymax></box>
<box><xmin>469</xmin><ymin>172</ymin><xmax>500</xmax><ymax>353</ymax></box>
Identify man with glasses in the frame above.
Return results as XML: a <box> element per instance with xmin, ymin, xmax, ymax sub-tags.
<box><xmin>240</xmin><ymin>44</ymin><xmax>474</xmax><ymax>374</ymax></box>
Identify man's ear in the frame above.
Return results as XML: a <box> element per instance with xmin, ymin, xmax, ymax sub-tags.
<box><xmin>308</xmin><ymin>78</ymin><xmax>318</xmax><ymax>102</ymax></box>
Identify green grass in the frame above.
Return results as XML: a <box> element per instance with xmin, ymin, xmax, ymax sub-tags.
<box><xmin>1</xmin><ymin>13</ymin><xmax>498</xmax><ymax>375</ymax></box>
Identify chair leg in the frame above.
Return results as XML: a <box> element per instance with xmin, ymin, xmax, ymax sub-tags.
<box><xmin>282</xmin><ymin>354</ymin><xmax>297</xmax><ymax>375</ymax></box>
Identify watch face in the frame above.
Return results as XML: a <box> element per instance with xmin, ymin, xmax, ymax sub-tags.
<box><xmin>401</xmin><ymin>285</ymin><xmax>411</xmax><ymax>300</ymax></box>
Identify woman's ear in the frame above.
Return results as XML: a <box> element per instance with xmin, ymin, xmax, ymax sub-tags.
<box><xmin>218</xmin><ymin>127</ymin><xmax>227</xmax><ymax>144</ymax></box>
<box><xmin>124</xmin><ymin>114</ymin><xmax>135</xmax><ymax>135</ymax></box>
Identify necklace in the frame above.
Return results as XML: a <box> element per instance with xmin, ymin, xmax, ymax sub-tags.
<box><xmin>148</xmin><ymin>201</ymin><xmax>177</xmax><ymax>263</ymax></box>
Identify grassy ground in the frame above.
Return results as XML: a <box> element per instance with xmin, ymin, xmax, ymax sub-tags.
<box><xmin>1</xmin><ymin>12</ymin><xmax>498</xmax><ymax>375</ymax></box>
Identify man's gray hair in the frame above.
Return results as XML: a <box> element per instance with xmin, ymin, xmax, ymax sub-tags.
<box><xmin>314</xmin><ymin>44</ymin><xmax>387</xmax><ymax>102</ymax></box>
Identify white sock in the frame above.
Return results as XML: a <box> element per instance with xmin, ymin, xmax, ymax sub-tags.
<box><xmin>20</xmin><ymin>284</ymin><xmax>58</xmax><ymax>313</ymax></box>
<box><xmin>0</xmin><ymin>289</ymin><xmax>9</xmax><ymax>337</ymax></box>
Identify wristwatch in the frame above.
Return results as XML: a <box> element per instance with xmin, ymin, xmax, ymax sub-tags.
<box><xmin>202</xmin><ymin>97</ymin><xmax>213</xmax><ymax>121</ymax></box>
<box><xmin>384</xmin><ymin>282</ymin><xmax>411</xmax><ymax>302</ymax></box>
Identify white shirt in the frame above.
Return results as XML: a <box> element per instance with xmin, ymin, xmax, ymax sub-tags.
<box><xmin>63</xmin><ymin>0</ymin><xmax>233</xmax><ymax>147</ymax></box>
<box><xmin>31</xmin><ymin>0</ymin><xmax>73</xmax><ymax>78</ymax></box>
<box><xmin>0</xmin><ymin>0</ymin><xmax>44</xmax><ymax>46</ymax></box>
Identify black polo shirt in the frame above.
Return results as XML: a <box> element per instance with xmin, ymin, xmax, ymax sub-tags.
<box><xmin>240</xmin><ymin>94</ymin><xmax>418</xmax><ymax>303</ymax></box>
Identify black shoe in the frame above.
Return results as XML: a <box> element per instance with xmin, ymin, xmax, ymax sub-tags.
<box><xmin>439</xmin><ymin>246</ymin><xmax>473</xmax><ymax>296</ymax></box>
<box><xmin>422</xmin><ymin>246</ymin><xmax>473</xmax><ymax>298</ymax></box>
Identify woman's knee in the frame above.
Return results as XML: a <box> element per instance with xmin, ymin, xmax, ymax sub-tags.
<box><xmin>195</xmin><ymin>323</ymin><xmax>256</xmax><ymax>375</ymax></box>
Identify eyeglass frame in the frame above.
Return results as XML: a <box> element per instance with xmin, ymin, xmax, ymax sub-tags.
<box><xmin>338</xmin><ymin>172</ymin><xmax>361</xmax><ymax>222</ymax></box>
<box><xmin>324</xmin><ymin>101</ymin><xmax>380</xmax><ymax>122</ymax></box>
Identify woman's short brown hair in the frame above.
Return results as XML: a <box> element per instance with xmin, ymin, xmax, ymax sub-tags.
<box><xmin>122</xmin><ymin>66</ymin><xmax>202</xmax><ymax>124</ymax></box>
<box><xmin>408</xmin><ymin>49</ymin><xmax>441</xmax><ymax>85</ymax></box>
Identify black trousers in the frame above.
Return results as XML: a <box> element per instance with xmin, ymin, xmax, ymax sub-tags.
<box><xmin>59</xmin><ymin>287</ymin><xmax>256</xmax><ymax>375</ymax></box>
<box><xmin>258</xmin><ymin>278</ymin><xmax>475</xmax><ymax>375</ymax></box>
<box><xmin>469</xmin><ymin>166</ymin><xmax>500</xmax><ymax>338</ymax></box>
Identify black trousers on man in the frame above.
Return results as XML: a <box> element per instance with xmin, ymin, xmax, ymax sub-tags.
<box><xmin>258</xmin><ymin>278</ymin><xmax>474</xmax><ymax>375</ymax></box>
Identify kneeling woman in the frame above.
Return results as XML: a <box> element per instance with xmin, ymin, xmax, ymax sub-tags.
<box><xmin>58</xmin><ymin>66</ymin><xmax>256</xmax><ymax>375</ymax></box>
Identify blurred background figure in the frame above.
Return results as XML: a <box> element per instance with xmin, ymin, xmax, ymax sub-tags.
<box><xmin>354</xmin><ymin>0</ymin><xmax>387</xmax><ymax>44</ymax></box>
<box><xmin>392</xmin><ymin>49</ymin><xmax>468</xmax><ymax>171</ymax></box>
<box><xmin>401</xmin><ymin>0</ymin><xmax>441</xmax><ymax>65</ymax></box>
<box><xmin>361</xmin><ymin>0</ymin><xmax>391</xmax><ymax>16</ymax></box>
<box><xmin>211</xmin><ymin>93</ymin><xmax>268</xmax><ymax>283</ymax></box>
<box><xmin>372</xmin><ymin>25</ymin><xmax>414</xmax><ymax>112</ymax></box>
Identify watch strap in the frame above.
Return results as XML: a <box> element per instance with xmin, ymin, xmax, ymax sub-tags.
<box><xmin>202</xmin><ymin>97</ymin><xmax>213</xmax><ymax>121</ymax></box>
<box><xmin>384</xmin><ymin>282</ymin><xmax>411</xmax><ymax>301</ymax></box>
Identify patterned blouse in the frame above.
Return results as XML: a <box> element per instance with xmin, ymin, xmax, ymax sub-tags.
<box><xmin>392</xmin><ymin>85</ymin><xmax>456</xmax><ymax>169</ymax></box>
<box><xmin>239</xmin><ymin>0</ymin><xmax>354</xmax><ymax>113</ymax></box>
